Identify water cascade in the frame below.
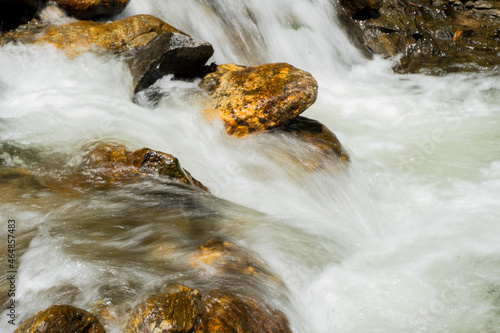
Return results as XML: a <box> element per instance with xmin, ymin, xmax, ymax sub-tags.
<box><xmin>1</xmin><ymin>0</ymin><xmax>499</xmax><ymax>332</ymax></box>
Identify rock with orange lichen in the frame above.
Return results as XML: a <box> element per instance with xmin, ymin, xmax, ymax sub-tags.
<box><xmin>199</xmin><ymin>63</ymin><xmax>318</xmax><ymax>137</ymax></box>
<box><xmin>124</xmin><ymin>284</ymin><xmax>202</xmax><ymax>333</ymax></box>
<box><xmin>194</xmin><ymin>292</ymin><xmax>292</xmax><ymax>333</ymax></box>
<box><xmin>50</xmin><ymin>0</ymin><xmax>130</xmax><ymax>20</ymax></box>
<box><xmin>189</xmin><ymin>237</ymin><xmax>283</xmax><ymax>286</ymax></box>
<box><xmin>14</xmin><ymin>305</ymin><xmax>105</xmax><ymax>333</ymax></box>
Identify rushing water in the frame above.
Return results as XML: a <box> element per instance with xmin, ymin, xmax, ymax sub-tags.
<box><xmin>1</xmin><ymin>0</ymin><xmax>500</xmax><ymax>332</ymax></box>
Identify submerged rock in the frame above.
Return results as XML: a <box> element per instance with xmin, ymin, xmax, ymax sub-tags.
<box><xmin>278</xmin><ymin>116</ymin><xmax>350</xmax><ymax>163</ymax></box>
<box><xmin>125</xmin><ymin>284</ymin><xmax>202</xmax><ymax>333</ymax></box>
<box><xmin>14</xmin><ymin>304</ymin><xmax>105</xmax><ymax>333</ymax></box>
<box><xmin>189</xmin><ymin>237</ymin><xmax>284</xmax><ymax>286</ymax></box>
<box><xmin>195</xmin><ymin>292</ymin><xmax>292</xmax><ymax>333</ymax></box>
<box><xmin>50</xmin><ymin>0</ymin><xmax>130</xmax><ymax>20</ymax></box>
<box><xmin>336</xmin><ymin>0</ymin><xmax>500</xmax><ymax>73</ymax></box>
<box><xmin>200</xmin><ymin>63</ymin><xmax>318</xmax><ymax>137</ymax></box>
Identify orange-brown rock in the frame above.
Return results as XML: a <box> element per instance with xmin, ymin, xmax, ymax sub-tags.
<box><xmin>124</xmin><ymin>284</ymin><xmax>202</xmax><ymax>333</ymax></box>
<box><xmin>80</xmin><ymin>143</ymin><xmax>210</xmax><ymax>192</ymax></box>
<box><xmin>189</xmin><ymin>237</ymin><xmax>283</xmax><ymax>286</ymax></box>
<box><xmin>37</xmin><ymin>14</ymin><xmax>186</xmax><ymax>55</ymax></box>
<box><xmin>50</xmin><ymin>0</ymin><xmax>130</xmax><ymax>20</ymax></box>
<box><xmin>194</xmin><ymin>292</ymin><xmax>292</xmax><ymax>333</ymax></box>
<box><xmin>14</xmin><ymin>304</ymin><xmax>105</xmax><ymax>333</ymax></box>
<box><xmin>200</xmin><ymin>63</ymin><xmax>318</xmax><ymax>137</ymax></box>
<box><xmin>279</xmin><ymin>116</ymin><xmax>349</xmax><ymax>163</ymax></box>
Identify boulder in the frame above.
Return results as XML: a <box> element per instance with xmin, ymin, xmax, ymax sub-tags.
<box><xmin>199</xmin><ymin>63</ymin><xmax>318</xmax><ymax>137</ymax></box>
<box><xmin>194</xmin><ymin>292</ymin><xmax>292</xmax><ymax>333</ymax></box>
<box><xmin>14</xmin><ymin>304</ymin><xmax>105</xmax><ymax>333</ymax></box>
<box><xmin>125</xmin><ymin>284</ymin><xmax>202</xmax><ymax>333</ymax></box>
<box><xmin>126</xmin><ymin>32</ymin><xmax>214</xmax><ymax>93</ymax></box>
<box><xmin>49</xmin><ymin>0</ymin><xmax>130</xmax><ymax>20</ymax></box>
<box><xmin>336</xmin><ymin>0</ymin><xmax>500</xmax><ymax>73</ymax></box>
<box><xmin>0</xmin><ymin>0</ymin><xmax>41</xmax><ymax>32</ymax></box>
<box><xmin>278</xmin><ymin>116</ymin><xmax>349</xmax><ymax>163</ymax></box>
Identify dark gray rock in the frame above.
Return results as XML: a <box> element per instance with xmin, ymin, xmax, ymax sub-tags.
<box><xmin>126</xmin><ymin>32</ymin><xmax>214</xmax><ymax>94</ymax></box>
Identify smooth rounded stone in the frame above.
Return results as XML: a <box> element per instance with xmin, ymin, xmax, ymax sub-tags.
<box><xmin>199</xmin><ymin>63</ymin><xmax>318</xmax><ymax>137</ymax></box>
<box><xmin>0</xmin><ymin>0</ymin><xmax>41</xmax><ymax>32</ymax></box>
<box><xmin>335</xmin><ymin>0</ymin><xmax>500</xmax><ymax>73</ymax></box>
<box><xmin>194</xmin><ymin>292</ymin><xmax>292</xmax><ymax>333</ymax></box>
<box><xmin>14</xmin><ymin>304</ymin><xmax>105</xmax><ymax>333</ymax></box>
<box><xmin>124</xmin><ymin>284</ymin><xmax>202</xmax><ymax>333</ymax></box>
<box><xmin>50</xmin><ymin>0</ymin><xmax>130</xmax><ymax>20</ymax></box>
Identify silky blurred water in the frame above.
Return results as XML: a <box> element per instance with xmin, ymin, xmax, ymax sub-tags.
<box><xmin>1</xmin><ymin>0</ymin><xmax>500</xmax><ymax>332</ymax></box>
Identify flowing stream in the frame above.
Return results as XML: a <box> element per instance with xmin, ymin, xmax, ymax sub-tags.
<box><xmin>1</xmin><ymin>0</ymin><xmax>500</xmax><ymax>332</ymax></box>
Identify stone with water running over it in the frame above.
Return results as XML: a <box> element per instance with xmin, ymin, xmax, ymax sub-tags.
<box><xmin>14</xmin><ymin>304</ymin><xmax>105</xmax><ymax>333</ymax></box>
<box><xmin>199</xmin><ymin>63</ymin><xmax>318</xmax><ymax>137</ymax></box>
<box><xmin>49</xmin><ymin>0</ymin><xmax>130</xmax><ymax>20</ymax></box>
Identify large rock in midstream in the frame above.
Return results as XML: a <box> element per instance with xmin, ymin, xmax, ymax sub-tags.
<box><xmin>125</xmin><ymin>284</ymin><xmax>202</xmax><ymax>333</ymax></box>
<box><xmin>200</xmin><ymin>63</ymin><xmax>318</xmax><ymax>137</ymax></box>
<box><xmin>336</xmin><ymin>0</ymin><xmax>500</xmax><ymax>73</ymax></box>
<box><xmin>195</xmin><ymin>292</ymin><xmax>292</xmax><ymax>333</ymax></box>
<box><xmin>14</xmin><ymin>305</ymin><xmax>105</xmax><ymax>333</ymax></box>
<box><xmin>49</xmin><ymin>0</ymin><xmax>130</xmax><ymax>20</ymax></box>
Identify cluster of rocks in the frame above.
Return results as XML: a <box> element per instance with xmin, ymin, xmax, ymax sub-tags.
<box><xmin>336</xmin><ymin>0</ymin><xmax>500</xmax><ymax>73</ymax></box>
<box><xmin>14</xmin><ymin>237</ymin><xmax>293</xmax><ymax>333</ymax></box>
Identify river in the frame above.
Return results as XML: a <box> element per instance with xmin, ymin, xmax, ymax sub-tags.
<box><xmin>1</xmin><ymin>0</ymin><xmax>500</xmax><ymax>332</ymax></box>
